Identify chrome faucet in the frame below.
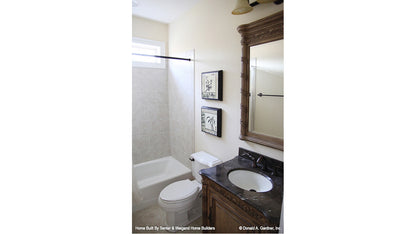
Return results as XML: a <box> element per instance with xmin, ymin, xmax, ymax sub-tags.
<box><xmin>256</xmin><ymin>156</ymin><xmax>267</xmax><ymax>170</ymax></box>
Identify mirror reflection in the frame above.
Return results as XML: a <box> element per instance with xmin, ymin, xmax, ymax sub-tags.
<box><xmin>248</xmin><ymin>40</ymin><xmax>284</xmax><ymax>139</ymax></box>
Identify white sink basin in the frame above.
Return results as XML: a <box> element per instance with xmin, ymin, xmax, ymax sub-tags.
<box><xmin>228</xmin><ymin>170</ymin><xmax>273</xmax><ymax>192</ymax></box>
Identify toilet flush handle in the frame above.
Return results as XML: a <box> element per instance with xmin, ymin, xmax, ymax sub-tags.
<box><xmin>189</xmin><ymin>157</ymin><xmax>194</xmax><ymax>161</ymax></box>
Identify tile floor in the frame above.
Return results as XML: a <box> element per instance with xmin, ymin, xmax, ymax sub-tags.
<box><xmin>133</xmin><ymin>204</ymin><xmax>202</xmax><ymax>233</ymax></box>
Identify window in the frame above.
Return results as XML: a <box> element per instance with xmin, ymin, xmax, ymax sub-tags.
<box><xmin>132</xmin><ymin>37</ymin><xmax>166</xmax><ymax>69</ymax></box>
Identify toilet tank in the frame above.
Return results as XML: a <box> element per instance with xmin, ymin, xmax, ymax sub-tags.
<box><xmin>190</xmin><ymin>151</ymin><xmax>222</xmax><ymax>183</ymax></box>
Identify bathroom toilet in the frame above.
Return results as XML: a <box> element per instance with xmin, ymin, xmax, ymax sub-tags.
<box><xmin>158</xmin><ymin>151</ymin><xmax>222</xmax><ymax>227</ymax></box>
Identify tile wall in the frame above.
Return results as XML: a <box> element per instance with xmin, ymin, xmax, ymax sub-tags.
<box><xmin>132</xmin><ymin>67</ymin><xmax>170</xmax><ymax>164</ymax></box>
<box><xmin>168</xmin><ymin>51</ymin><xmax>195</xmax><ymax>169</ymax></box>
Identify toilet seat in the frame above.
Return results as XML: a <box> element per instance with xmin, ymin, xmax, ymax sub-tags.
<box><xmin>159</xmin><ymin>179</ymin><xmax>199</xmax><ymax>203</ymax></box>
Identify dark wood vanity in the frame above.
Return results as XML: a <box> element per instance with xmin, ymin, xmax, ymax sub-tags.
<box><xmin>200</xmin><ymin>148</ymin><xmax>283</xmax><ymax>233</ymax></box>
<box><xmin>202</xmin><ymin>176</ymin><xmax>276</xmax><ymax>233</ymax></box>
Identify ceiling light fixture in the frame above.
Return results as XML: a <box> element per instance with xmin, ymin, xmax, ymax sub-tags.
<box><xmin>232</xmin><ymin>0</ymin><xmax>283</xmax><ymax>15</ymax></box>
<box><xmin>232</xmin><ymin>0</ymin><xmax>253</xmax><ymax>15</ymax></box>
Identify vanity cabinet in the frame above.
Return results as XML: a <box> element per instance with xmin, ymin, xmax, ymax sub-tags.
<box><xmin>202</xmin><ymin>175</ymin><xmax>275</xmax><ymax>233</ymax></box>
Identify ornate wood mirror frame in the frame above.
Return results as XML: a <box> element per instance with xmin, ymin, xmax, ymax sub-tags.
<box><xmin>238</xmin><ymin>11</ymin><xmax>284</xmax><ymax>150</ymax></box>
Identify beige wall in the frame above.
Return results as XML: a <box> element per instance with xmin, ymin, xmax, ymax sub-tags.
<box><xmin>169</xmin><ymin>0</ymin><xmax>284</xmax><ymax>162</ymax></box>
<box><xmin>132</xmin><ymin>16</ymin><xmax>169</xmax><ymax>53</ymax></box>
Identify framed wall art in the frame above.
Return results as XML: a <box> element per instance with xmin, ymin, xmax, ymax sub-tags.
<box><xmin>201</xmin><ymin>70</ymin><xmax>223</xmax><ymax>101</ymax></box>
<box><xmin>201</xmin><ymin>106</ymin><xmax>222</xmax><ymax>137</ymax></box>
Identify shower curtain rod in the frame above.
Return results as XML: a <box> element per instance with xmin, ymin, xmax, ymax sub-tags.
<box><xmin>132</xmin><ymin>53</ymin><xmax>191</xmax><ymax>61</ymax></box>
<box><xmin>257</xmin><ymin>93</ymin><xmax>284</xmax><ymax>97</ymax></box>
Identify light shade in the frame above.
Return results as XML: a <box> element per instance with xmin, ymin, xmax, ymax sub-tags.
<box><xmin>232</xmin><ymin>0</ymin><xmax>253</xmax><ymax>15</ymax></box>
<box><xmin>257</xmin><ymin>0</ymin><xmax>275</xmax><ymax>3</ymax></box>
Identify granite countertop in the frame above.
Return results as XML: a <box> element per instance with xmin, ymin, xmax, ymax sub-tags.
<box><xmin>200</xmin><ymin>154</ymin><xmax>283</xmax><ymax>225</ymax></box>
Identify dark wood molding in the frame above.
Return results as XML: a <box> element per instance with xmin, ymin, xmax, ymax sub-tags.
<box><xmin>238</xmin><ymin>11</ymin><xmax>284</xmax><ymax>151</ymax></box>
<box><xmin>202</xmin><ymin>179</ymin><xmax>209</xmax><ymax>226</ymax></box>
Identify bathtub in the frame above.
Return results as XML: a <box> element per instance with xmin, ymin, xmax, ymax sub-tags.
<box><xmin>132</xmin><ymin>156</ymin><xmax>192</xmax><ymax>212</ymax></box>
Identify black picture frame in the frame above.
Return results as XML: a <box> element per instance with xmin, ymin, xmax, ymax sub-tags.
<box><xmin>201</xmin><ymin>70</ymin><xmax>223</xmax><ymax>101</ymax></box>
<box><xmin>201</xmin><ymin>106</ymin><xmax>222</xmax><ymax>137</ymax></box>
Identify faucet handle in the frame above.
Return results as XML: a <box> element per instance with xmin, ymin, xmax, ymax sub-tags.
<box><xmin>271</xmin><ymin>166</ymin><xmax>278</xmax><ymax>176</ymax></box>
<box><xmin>242</xmin><ymin>153</ymin><xmax>257</xmax><ymax>168</ymax></box>
<box><xmin>271</xmin><ymin>166</ymin><xmax>283</xmax><ymax>177</ymax></box>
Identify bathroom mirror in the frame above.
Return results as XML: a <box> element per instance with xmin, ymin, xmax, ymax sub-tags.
<box><xmin>238</xmin><ymin>11</ymin><xmax>284</xmax><ymax>150</ymax></box>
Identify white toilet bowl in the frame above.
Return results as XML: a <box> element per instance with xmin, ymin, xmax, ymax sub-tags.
<box><xmin>158</xmin><ymin>179</ymin><xmax>202</xmax><ymax>227</ymax></box>
<box><xmin>158</xmin><ymin>151</ymin><xmax>222</xmax><ymax>227</ymax></box>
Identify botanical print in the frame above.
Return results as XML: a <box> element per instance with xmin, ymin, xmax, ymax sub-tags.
<box><xmin>204</xmin><ymin>78</ymin><xmax>214</xmax><ymax>93</ymax></box>
<box><xmin>201</xmin><ymin>109</ymin><xmax>218</xmax><ymax>135</ymax></box>
<box><xmin>201</xmin><ymin>72</ymin><xmax>218</xmax><ymax>99</ymax></box>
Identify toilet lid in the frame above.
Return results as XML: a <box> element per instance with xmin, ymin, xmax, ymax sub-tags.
<box><xmin>160</xmin><ymin>179</ymin><xmax>199</xmax><ymax>202</ymax></box>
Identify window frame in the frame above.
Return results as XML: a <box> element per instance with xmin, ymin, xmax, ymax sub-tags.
<box><xmin>132</xmin><ymin>37</ymin><xmax>166</xmax><ymax>69</ymax></box>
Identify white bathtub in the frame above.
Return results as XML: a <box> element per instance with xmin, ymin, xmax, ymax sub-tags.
<box><xmin>132</xmin><ymin>156</ymin><xmax>192</xmax><ymax>212</ymax></box>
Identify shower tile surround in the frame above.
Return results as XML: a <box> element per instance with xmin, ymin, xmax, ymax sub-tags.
<box><xmin>133</xmin><ymin>67</ymin><xmax>170</xmax><ymax>164</ymax></box>
<box><xmin>132</xmin><ymin>50</ymin><xmax>195</xmax><ymax>167</ymax></box>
